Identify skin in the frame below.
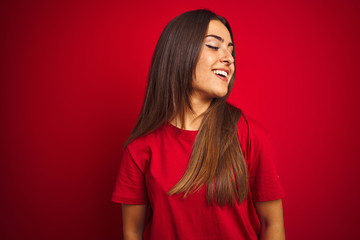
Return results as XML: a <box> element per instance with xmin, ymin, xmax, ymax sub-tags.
<box><xmin>192</xmin><ymin>20</ymin><xmax>235</xmax><ymax>104</ymax></box>
<box><xmin>122</xmin><ymin>20</ymin><xmax>285</xmax><ymax>240</ymax></box>
<box><xmin>256</xmin><ymin>199</ymin><xmax>286</xmax><ymax>240</ymax></box>
<box><xmin>122</xmin><ymin>204</ymin><xmax>147</xmax><ymax>240</ymax></box>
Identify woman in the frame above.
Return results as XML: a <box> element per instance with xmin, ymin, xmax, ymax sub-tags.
<box><xmin>113</xmin><ymin>9</ymin><xmax>285</xmax><ymax>240</ymax></box>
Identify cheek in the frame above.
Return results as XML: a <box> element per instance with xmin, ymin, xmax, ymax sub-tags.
<box><xmin>194</xmin><ymin>62</ymin><xmax>208</xmax><ymax>81</ymax></box>
<box><xmin>196</xmin><ymin>57</ymin><xmax>215</xmax><ymax>75</ymax></box>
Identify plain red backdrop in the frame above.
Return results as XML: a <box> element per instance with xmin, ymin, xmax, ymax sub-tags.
<box><xmin>1</xmin><ymin>0</ymin><xmax>359</xmax><ymax>239</ymax></box>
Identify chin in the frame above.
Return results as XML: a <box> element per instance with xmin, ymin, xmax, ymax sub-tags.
<box><xmin>214</xmin><ymin>90</ymin><xmax>228</xmax><ymax>98</ymax></box>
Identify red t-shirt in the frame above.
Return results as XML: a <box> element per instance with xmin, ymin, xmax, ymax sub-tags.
<box><xmin>112</xmin><ymin>113</ymin><xmax>285</xmax><ymax>239</ymax></box>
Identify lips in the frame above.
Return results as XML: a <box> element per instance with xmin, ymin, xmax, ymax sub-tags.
<box><xmin>212</xmin><ymin>68</ymin><xmax>230</xmax><ymax>81</ymax></box>
<box><xmin>213</xmin><ymin>69</ymin><xmax>228</xmax><ymax>77</ymax></box>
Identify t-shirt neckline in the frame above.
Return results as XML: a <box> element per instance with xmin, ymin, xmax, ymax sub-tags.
<box><xmin>166</xmin><ymin>122</ymin><xmax>199</xmax><ymax>134</ymax></box>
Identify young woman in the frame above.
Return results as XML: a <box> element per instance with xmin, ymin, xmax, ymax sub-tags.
<box><xmin>113</xmin><ymin>9</ymin><xmax>285</xmax><ymax>240</ymax></box>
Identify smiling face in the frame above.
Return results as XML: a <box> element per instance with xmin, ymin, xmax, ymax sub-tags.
<box><xmin>192</xmin><ymin>20</ymin><xmax>235</xmax><ymax>103</ymax></box>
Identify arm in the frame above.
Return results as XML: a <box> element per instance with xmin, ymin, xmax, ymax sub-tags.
<box><xmin>122</xmin><ymin>204</ymin><xmax>147</xmax><ymax>240</ymax></box>
<box><xmin>255</xmin><ymin>199</ymin><xmax>285</xmax><ymax>240</ymax></box>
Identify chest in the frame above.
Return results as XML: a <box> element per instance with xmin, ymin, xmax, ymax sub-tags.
<box><xmin>145</xmin><ymin>137</ymin><xmax>193</xmax><ymax>195</ymax></box>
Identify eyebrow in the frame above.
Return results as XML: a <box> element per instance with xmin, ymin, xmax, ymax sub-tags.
<box><xmin>205</xmin><ymin>34</ymin><xmax>234</xmax><ymax>47</ymax></box>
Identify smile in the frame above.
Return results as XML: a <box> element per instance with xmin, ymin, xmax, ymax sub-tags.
<box><xmin>212</xmin><ymin>70</ymin><xmax>228</xmax><ymax>77</ymax></box>
<box><xmin>212</xmin><ymin>69</ymin><xmax>228</xmax><ymax>78</ymax></box>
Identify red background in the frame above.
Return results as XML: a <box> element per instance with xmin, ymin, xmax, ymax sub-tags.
<box><xmin>1</xmin><ymin>0</ymin><xmax>359</xmax><ymax>239</ymax></box>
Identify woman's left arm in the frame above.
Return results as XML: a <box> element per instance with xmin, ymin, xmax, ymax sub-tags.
<box><xmin>255</xmin><ymin>199</ymin><xmax>285</xmax><ymax>240</ymax></box>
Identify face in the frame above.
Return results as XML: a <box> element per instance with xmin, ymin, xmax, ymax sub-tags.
<box><xmin>192</xmin><ymin>20</ymin><xmax>235</xmax><ymax>102</ymax></box>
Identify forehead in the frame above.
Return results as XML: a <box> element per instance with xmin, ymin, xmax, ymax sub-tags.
<box><xmin>206</xmin><ymin>20</ymin><xmax>232</xmax><ymax>42</ymax></box>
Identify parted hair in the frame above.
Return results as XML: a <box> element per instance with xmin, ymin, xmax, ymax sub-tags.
<box><xmin>125</xmin><ymin>9</ymin><xmax>248</xmax><ymax>206</ymax></box>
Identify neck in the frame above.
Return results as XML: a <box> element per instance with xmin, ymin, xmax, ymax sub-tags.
<box><xmin>170</xmin><ymin>95</ymin><xmax>212</xmax><ymax>131</ymax></box>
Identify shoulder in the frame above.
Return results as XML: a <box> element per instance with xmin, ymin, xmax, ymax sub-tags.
<box><xmin>233</xmin><ymin>109</ymin><xmax>272</xmax><ymax>159</ymax></box>
<box><xmin>125</xmin><ymin>124</ymin><xmax>168</xmax><ymax>154</ymax></box>
<box><xmin>237</xmin><ymin>112</ymin><xmax>270</xmax><ymax>141</ymax></box>
<box><xmin>225</xmin><ymin>103</ymin><xmax>268</xmax><ymax>135</ymax></box>
<box><xmin>122</xmin><ymin>127</ymin><xmax>165</xmax><ymax>169</ymax></box>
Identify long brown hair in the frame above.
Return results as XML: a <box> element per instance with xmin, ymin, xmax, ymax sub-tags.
<box><xmin>125</xmin><ymin>9</ymin><xmax>248</xmax><ymax>206</ymax></box>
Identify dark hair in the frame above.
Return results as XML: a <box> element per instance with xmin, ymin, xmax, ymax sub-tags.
<box><xmin>125</xmin><ymin>9</ymin><xmax>248</xmax><ymax>206</ymax></box>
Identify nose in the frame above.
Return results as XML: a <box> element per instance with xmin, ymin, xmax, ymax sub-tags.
<box><xmin>220</xmin><ymin>49</ymin><xmax>234</xmax><ymax>65</ymax></box>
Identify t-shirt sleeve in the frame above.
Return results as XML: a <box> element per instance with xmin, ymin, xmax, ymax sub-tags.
<box><xmin>112</xmin><ymin>144</ymin><xmax>149</xmax><ymax>205</ymax></box>
<box><xmin>248</xmin><ymin>129</ymin><xmax>285</xmax><ymax>202</ymax></box>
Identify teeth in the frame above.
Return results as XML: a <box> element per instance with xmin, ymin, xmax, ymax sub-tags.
<box><xmin>212</xmin><ymin>70</ymin><xmax>228</xmax><ymax>77</ymax></box>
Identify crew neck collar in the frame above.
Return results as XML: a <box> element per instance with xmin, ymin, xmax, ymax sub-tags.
<box><xmin>166</xmin><ymin>122</ymin><xmax>198</xmax><ymax>134</ymax></box>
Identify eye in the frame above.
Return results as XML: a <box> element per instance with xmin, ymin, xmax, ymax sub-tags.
<box><xmin>205</xmin><ymin>44</ymin><xmax>219</xmax><ymax>50</ymax></box>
